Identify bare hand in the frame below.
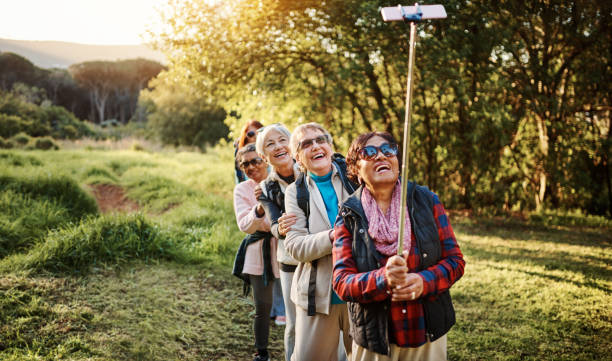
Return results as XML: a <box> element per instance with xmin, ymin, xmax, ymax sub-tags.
<box><xmin>255</xmin><ymin>203</ymin><xmax>265</xmax><ymax>217</ymax></box>
<box><xmin>254</xmin><ymin>185</ymin><xmax>263</xmax><ymax>199</ymax></box>
<box><xmin>390</xmin><ymin>273</ymin><xmax>423</xmax><ymax>301</ymax></box>
<box><xmin>278</xmin><ymin>213</ymin><xmax>297</xmax><ymax>236</ymax></box>
<box><xmin>385</xmin><ymin>255</ymin><xmax>408</xmax><ymax>288</ymax></box>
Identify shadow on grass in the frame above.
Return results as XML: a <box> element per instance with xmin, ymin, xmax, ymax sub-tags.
<box><xmin>455</xmin><ymin>219</ymin><xmax>612</xmax><ymax>248</ymax></box>
<box><xmin>485</xmin><ymin>262</ymin><xmax>611</xmax><ymax>294</ymax></box>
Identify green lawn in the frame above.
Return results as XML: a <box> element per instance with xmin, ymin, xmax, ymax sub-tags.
<box><xmin>0</xmin><ymin>148</ymin><xmax>610</xmax><ymax>360</ymax></box>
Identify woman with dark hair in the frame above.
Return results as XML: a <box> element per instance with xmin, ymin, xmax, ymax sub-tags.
<box><xmin>234</xmin><ymin>120</ymin><xmax>265</xmax><ymax>183</ymax></box>
<box><xmin>332</xmin><ymin>131</ymin><xmax>465</xmax><ymax>361</ymax></box>
<box><xmin>233</xmin><ymin>143</ymin><xmax>279</xmax><ymax>361</ymax></box>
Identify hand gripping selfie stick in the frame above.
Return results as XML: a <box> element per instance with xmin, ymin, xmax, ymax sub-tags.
<box><xmin>380</xmin><ymin>4</ymin><xmax>447</xmax><ymax>255</ymax></box>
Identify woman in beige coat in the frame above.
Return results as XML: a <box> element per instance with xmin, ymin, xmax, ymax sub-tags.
<box><xmin>282</xmin><ymin>123</ymin><xmax>357</xmax><ymax>361</ymax></box>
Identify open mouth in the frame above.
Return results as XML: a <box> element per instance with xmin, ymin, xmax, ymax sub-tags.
<box><xmin>311</xmin><ymin>152</ymin><xmax>325</xmax><ymax>160</ymax></box>
<box><xmin>274</xmin><ymin>151</ymin><xmax>288</xmax><ymax>159</ymax></box>
<box><xmin>375</xmin><ymin>163</ymin><xmax>391</xmax><ymax>173</ymax></box>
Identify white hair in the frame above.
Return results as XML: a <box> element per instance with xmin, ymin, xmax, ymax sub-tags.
<box><xmin>255</xmin><ymin>123</ymin><xmax>292</xmax><ymax>157</ymax></box>
<box><xmin>289</xmin><ymin>122</ymin><xmax>333</xmax><ymax>158</ymax></box>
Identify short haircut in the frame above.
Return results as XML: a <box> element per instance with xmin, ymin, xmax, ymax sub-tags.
<box><xmin>346</xmin><ymin>131</ymin><xmax>400</xmax><ymax>184</ymax></box>
<box><xmin>289</xmin><ymin>122</ymin><xmax>333</xmax><ymax>158</ymax></box>
<box><xmin>255</xmin><ymin>123</ymin><xmax>292</xmax><ymax>157</ymax></box>
<box><xmin>236</xmin><ymin>143</ymin><xmax>257</xmax><ymax>164</ymax></box>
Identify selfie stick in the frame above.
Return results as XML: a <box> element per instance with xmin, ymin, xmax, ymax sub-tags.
<box><xmin>380</xmin><ymin>4</ymin><xmax>447</xmax><ymax>255</ymax></box>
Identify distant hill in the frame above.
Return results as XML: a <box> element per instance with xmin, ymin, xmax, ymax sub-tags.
<box><xmin>0</xmin><ymin>38</ymin><xmax>166</xmax><ymax>69</ymax></box>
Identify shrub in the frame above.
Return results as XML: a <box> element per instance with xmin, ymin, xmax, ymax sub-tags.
<box><xmin>131</xmin><ymin>142</ymin><xmax>145</xmax><ymax>151</ymax></box>
<box><xmin>0</xmin><ymin>113</ymin><xmax>27</xmax><ymax>138</ymax></box>
<box><xmin>32</xmin><ymin>136</ymin><xmax>59</xmax><ymax>150</ymax></box>
<box><xmin>5</xmin><ymin>214</ymin><xmax>180</xmax><ymax>274</ymax></box>
<box><xmin>0</xmin><ymin>92</ymin><xmax>93</xmax><ymax>140</ymax></box>
<box><xmin>44</xmin><ymin>105</ymin><xmax>95</xmax><ymax>139</ymax></box>
<box><xmin>0</xmin><ymin>137</ymin><xmax>14</xmax><ymax>149</ymax></box>
<box><xmin>11</xmin><ymin>132</ymin><xmax>31</xmax><ymax>146</ymax></box>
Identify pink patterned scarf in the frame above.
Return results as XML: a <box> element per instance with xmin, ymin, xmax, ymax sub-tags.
<box><xmin>361</xmin><ymin>181</ymin><xmax>411</xmax><ymax>256</ymax></box>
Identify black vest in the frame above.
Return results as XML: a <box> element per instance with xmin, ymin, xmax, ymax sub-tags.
<box><xmin>338</xmin><ymin>182</ymin><xmax>456</xmax><ymax>355</ymax></box>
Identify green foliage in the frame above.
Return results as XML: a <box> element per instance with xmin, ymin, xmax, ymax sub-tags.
<box><xmin>69</xmin><ymin>59</ymin><xmax>165</xmax><ymax>123</ymax></box>
<box><xmin>0</xmin><ymin>151</ymin><xmax>42</xmax><ymax>166</ymax></box>
<box><xmin>0</xmin><ymin>137</ymin><xmax>14</xmax><ymax>149</ymax></box>
<box><xmin>0</xmin><ymin>91</ymin><xmax>94</xmax><ymax>140</ymax></box>
<box><xmin>3</xmin><ymin>214</ymin><xmax>179</xmax><ymax>274</ymax></box>
<box><xmin>0</xmin><ymin>113</ymin><xmax>28</xmax><ymax>138</ymax></box>
<box><xmin>83</xmin><ymin>165</ymin><xmax>119</xmax><ymax>185</ymax></box>
<box><xmin>0</xmin><ymin>163</ymin><xmax>98</xmax><ymax>257</ymax></box>
<box><xmin>11</xmin><ymin>132</ymin><xmax>31</xmax><ymax>146</ymax></box>
<box><xmin>140</xmin><ymin>75</ymin><xmax>229</xmax><ymax>150</ymax></box>
<box><xmin>150</xmin><ymin>0</ymin><xmax>611</xmax><ymax>216</ymax></box>
<box><xmin>529</xmin><ymin>209</ymin><xmax>612</xmax><ymax>229</ymax></box>
<box><xmin>0</xmin><ymin>190</ymin><xmax>78</xmax><ymax>257</ymax></box>
<box><xmin>0</xmin><ymin>169</ymin><xmax>98</xmax><ymax>220</ymax></box>
<box><xmin>30</xmin><ymin>136</ymin><xmax>59</xmax><ymax>150</ymax></box>
<box><xmin>122</xmin><ymin>172</ymin><xmax>198</xmax><ymax>213</ymax></box>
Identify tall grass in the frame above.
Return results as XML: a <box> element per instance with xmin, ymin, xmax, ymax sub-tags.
<box><xmin>2</xmin><ymin>214</ymin><xmax>183</xmax><ymax>274</ymax></box>
<box><xmin>0</xmin><ymin>171</ymin><xmax>98</xmax><ymax>219</ymax></box>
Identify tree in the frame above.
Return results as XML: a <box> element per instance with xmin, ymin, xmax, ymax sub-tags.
<box><xmin>140</xmin><ymin>70</ymin><xmax>229</xmax><ymax>149</ymax></box>
<box><xmin>69</xmin><ymin>59</ymin><xmax>164</xmax><ymax>123</ymax></box>
<box><xmin>151</xmin><ymin>0</ymin><xmax>611</xmax><ymax>215</ymax></box>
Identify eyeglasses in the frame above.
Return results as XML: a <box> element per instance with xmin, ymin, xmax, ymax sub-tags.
<box><xmin>246</xmin><ymin>130</ymin><xmax>256</xmax><ymax>138</ymax></box>
<box><xmin>298</xmin><ymin>135</ymin><xmax>330</xmax><ymax>151</ymax></box>
<box><xmin>359</xmin><ymin>143</ymin><xmax>398</xmax><ymax>161</ymax></box>
<box><xmin>239</xmin><ymin>157</ymin><xmax>264</xmax><ymax>170</ymax></box>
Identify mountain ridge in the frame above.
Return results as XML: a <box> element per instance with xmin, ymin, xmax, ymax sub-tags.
<box><xmin>0</xmin><ymin>38</ymin><xmax>165</xmax><ymax>69</ymax></box>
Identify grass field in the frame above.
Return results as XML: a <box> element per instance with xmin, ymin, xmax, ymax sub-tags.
<box><xmin>0</xmin><ymin>147</ymin><xmax>610</xmax><ymax>360</ymax></box>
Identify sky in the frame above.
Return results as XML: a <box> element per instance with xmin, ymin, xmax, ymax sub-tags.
<box><xmin>0</xmin><ymin>0</ymin><xmax>170</xmax><ymax>45</ymax></box>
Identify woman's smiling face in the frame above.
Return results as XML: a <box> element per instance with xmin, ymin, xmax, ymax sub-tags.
<box><xmin>357</xmin><ymin>135</ymin><xmax>399</xmax><ymax>189</ymax></box>
<box><xmin>239</xmin><ymin>150</ymin><xmax>268</xmax><ymax>183</ymax></box>
<box><xmin>262</xmin><ymin>129</ymin><xmax>292</xmax><ymax>170</ymax></box>
<box><xmin>296</xmin><ymin>128</ymin><xmax>333</xmax><ymax>176</ymax></box>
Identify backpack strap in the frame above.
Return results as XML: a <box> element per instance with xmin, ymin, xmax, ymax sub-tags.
<box><xmin>331</xmin><ymin>153</ymin><xmax>358</xmax><ymax>194</ymax></box>
<box><xmin>295</xmin><ymin>172</ymin><xmax>310</xmax><ymax>228</ymax></box>
<box><xmin>295</xmin><ymin>171</ymin><xmax>318</xmax><ymax>315</ymax></box>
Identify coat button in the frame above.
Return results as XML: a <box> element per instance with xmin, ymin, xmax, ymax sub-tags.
<box><xmin>423</xmin><ymin>253</ymin><xmax>428</xmax><ymax>258</ymax></box>
<box><xmin>402</xmin><ymin>309</ymin><xmax>406</xmax><ymax>314</ymax></box>
<box><xmin>359</xmin><ymin>229</ymin><xmax>364</xmax><ymax>234</ymax></box>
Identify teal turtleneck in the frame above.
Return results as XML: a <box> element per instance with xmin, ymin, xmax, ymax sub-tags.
<box><xmin>309</xmin><ymin>168</ymin><xmax>344</xmax><ymax>305</ymax></box>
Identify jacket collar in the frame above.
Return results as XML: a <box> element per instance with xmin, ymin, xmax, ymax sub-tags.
<box><xmin>266</xmin><ymin>162</ymin><xmax>300</xmax><ymax>189</ymax></box>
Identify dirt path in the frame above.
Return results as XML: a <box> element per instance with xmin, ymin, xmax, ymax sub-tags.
<box><xmin>89</xmin><ymin>184</ymin><xmax>139</xmax><ymax>213</ymax></box>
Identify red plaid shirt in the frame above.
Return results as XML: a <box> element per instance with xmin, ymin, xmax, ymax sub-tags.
<box><xmin>332</xmin><ymin>192</ymin><xmax>465</xmax><ymax>347</ymax></box>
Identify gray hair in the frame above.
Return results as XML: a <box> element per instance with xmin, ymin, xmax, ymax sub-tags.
<box><xmin>255</xmin><ymin>123</ymin><xmax>292</xmax><ymax>157</ymax></box>
<box><xmin>289</xmin><ymin>122</ymin><xmax>333</xmax><ymax>158</ymax></box>
<box><xmin>236</xmin><ymin>143</ymin><xmax>257</xmax><ymax>163</ymax></box>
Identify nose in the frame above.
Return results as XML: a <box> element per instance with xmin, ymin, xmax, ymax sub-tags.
<box><xmin>374</xmin><ymin>149</ymin><xmax>385</xmax><ymax>160</ymax></box>
<box><xmin>310</xmin><ymin>140</ymin><xmax>322</xmax><ymax>152</ymax></box>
